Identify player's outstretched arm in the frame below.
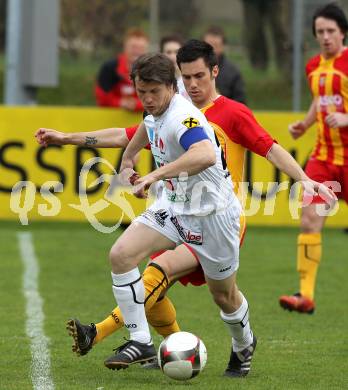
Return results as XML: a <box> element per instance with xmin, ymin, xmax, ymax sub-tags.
<box><xmin>288</xmin><ymin>98</ymin><xmax>317</xmax><ymax>139</ymax></box>
<box><xmin>266</xmin><ymin>143</ymin><xmax>336</xmax><ymax>204</ymax></box>
<box><xmin>267</xmin><ymin>143</ymin><xmax>311</xmax><ymax>181</ymax></box>
<box><xmin>35</xmin><ymin>127</ymin><xmax>131</xmax><ymax>148</ymax></box>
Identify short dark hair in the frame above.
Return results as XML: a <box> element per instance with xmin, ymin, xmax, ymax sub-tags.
<box><xmin>160</xmin><ymin>34</ymin><xmax>184</xmax><ymax>52</ymax></box>
<box><xmin>130</xmin><ymin>53</ymin><xmax>177</xmax><ymax>90</ymax></box>
<box><xmin>203</xmin><ymin>26</ymin><xmax>227</xmax><ymax>44</ymax></box>
<box><xmin>312</xmin><ymin>2</ymin><xmax>348</xmax><ymax>41</ymax></box>
<box><xmin>176</xmin><ymin>39</ymin><xmax>218</xmax><ymax>71</ymax></box>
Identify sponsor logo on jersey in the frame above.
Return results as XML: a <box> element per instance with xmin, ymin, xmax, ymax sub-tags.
<box><xmin>166</xmin><ymin>192</ymin><xmax>191</xmax><ymax>202</ymax></box>
<box><xmin>319</xmin><ymin>94</ymin><xmax>343</xmax><ymax>108</ymax></box>
<box><xmin>143</xmin><ymin>209</ymin><xmax>169</xmax><ymax>227</ymax></box>
<box><xmin>148</xmin><ymin>127</ymin><xmax>155</xmax><ymax>143</ymax></box>
<box><xmin>170</xmin><ymin>216</ymin><xmax>203</xmax><ymax>245</ymax></box>
<box><xmin>219</xmin><ymin>265</ymin><xmax>232</xmax><ymax>273</ymax></box>
<box><xmin>182</xmin><ymin>117</ymin><xmax>200</xmax><ymax>128</ymax></box>
<box><xmin>154</xmin><ymin>132</ymin><xmax>159</xmax><ymax>147</ymax></box>
<box><xmin>159</xmin><ymin>138</ymin><xmax>165</xmax><ymax>154</ymax></box>
<box><xmin>164</xmin><ymin>180</ymin><xmax>191</xmax><ymax>202</ymax></box>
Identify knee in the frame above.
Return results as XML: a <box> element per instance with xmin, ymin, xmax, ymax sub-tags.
<box><xmin>211</xmin><ymin>290</ymin><xmax>240</xmax><ymax>310</ymax></box>
<box><xmin>109</xmin><ymin>242</ymin><xmax>133</xmax><ymax>272</ymax></box>
<box><xmin>211</xmin><ymin>291</ymin><xmax>230</xmax><ymax>308</ymax></box>
<box><xmin>301</xmin><ymin>208</ymin><xmax>320</xmax><ymax>233</ymax></box>
<box><xmin>209</xmin><ymin>285</ymin><xmax>241</xmax><ymax>312</ymax></box>
<box><xmin>301</xmin><ymin>212</ymin><xmax>313</xmax><ymax>232</ymax></box>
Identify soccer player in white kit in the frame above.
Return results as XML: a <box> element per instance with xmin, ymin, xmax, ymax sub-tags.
<box><xmin>106</xmin><ymin>52</ymin><xmax>256</xmax><ymax>373</ymax></box>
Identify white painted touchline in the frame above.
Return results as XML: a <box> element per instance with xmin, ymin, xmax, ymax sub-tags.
<box><xmin>18</xmin><ymin>232</ymin><xmax>54</xmax><ymax>390</ymax></box>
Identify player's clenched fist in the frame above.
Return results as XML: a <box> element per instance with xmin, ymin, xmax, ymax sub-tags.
<box><xmin>302</xmin><ymin>179</ymin><xmax>338</xmax><ymax>207</ymax></box>
<box><xmin>35</xmin><ymin>128</ymin><xmax>68</xmax><ymax>147</ymax></box>
<box><xmin>288</xmin><ymin>121</ymin><xmax>307</xmax><ymax>139</ymax></box>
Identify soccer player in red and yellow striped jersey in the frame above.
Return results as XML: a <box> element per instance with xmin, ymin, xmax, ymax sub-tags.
<box><xmin>280</xmin><ymin>3</ymin><xmax>348</xmax><ymax>313</ymax></box>
<box><xmin>306</xmin><ymin>35</ymin><xmax>348</xmax><ymax>166</ymax></box>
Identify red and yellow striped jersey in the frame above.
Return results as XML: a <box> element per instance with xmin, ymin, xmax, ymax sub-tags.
<box><xmin>202</xmin><ymin>96</ymin><xmax>274</xmax><ymax>199</ymax></box>
<box><xmin>306</xmin><ymin>48</ymin><xmax>348</xmax><ymax>166</ymax></box>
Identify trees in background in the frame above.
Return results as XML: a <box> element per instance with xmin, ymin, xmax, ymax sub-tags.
<box><xmin>60</xmin><ymin>0</ymin><xmax>198</xmax><ymax>57</ymax></box>
<box><xmin>0</xmin><ymin>0</ymin><xmax>199</xmax><ymax>57</ymax></box>
<box><xmin>60</xmin><ymin>0</ymin><xmax>148</xmax><ymax>57</ymax></box>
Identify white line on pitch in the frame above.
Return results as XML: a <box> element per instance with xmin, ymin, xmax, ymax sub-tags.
<box><xmin>18</xmin><ymin>232</ymin><xmax>54</xmax><ymax>390</ymax></box>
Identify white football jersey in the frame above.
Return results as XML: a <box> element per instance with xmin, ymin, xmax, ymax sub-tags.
<box><xmin>144</xmin><ymin>94</ymin><xmax>239</xmax><ymax>216</ymax></box>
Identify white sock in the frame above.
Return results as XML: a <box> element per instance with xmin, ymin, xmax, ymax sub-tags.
<box><xmin>111</xmin><ymin>268</ymin><xmax>152</xmax><ymax>344</ymax></box>
<box><xmin>220</xmin><ymin>293</ymin><xmax>253</xmax><ymax>352</ymax></box>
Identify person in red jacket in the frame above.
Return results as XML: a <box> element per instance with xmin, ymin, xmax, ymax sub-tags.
<box><xmin>95</xmin><ymin>28</ymin><xmax>149</xmax><ymax>111</ymax></box>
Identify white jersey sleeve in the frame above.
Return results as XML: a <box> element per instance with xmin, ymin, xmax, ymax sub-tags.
<box><xmin>164</xmin><ymin>96</ymin><xmax>215</xmax><ymax>148</ymax></box>
<box><xmin>170</xmin><ymin>114</ymin><xmax>210</xmax><ymax>147</ymax></box>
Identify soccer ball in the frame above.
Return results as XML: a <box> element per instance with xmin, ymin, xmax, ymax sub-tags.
<box><xmin>158</xmin><ymin>331</ymin><xmax>207</xmax><ymax>381</ymax></box>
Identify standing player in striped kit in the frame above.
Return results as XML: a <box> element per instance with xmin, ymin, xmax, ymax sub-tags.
<box><xmin>280</xmin><ymin>3</ymin><xmax>348</xmax><ymax>314</ymax></box>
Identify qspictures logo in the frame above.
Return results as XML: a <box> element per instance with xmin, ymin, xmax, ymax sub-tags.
<box><xmin>7</xmin><ymin>157</ymin><xmax>340</xmax><ymax>233</ymax></box>
<box><xmin>8</xmin><ymin>157</ymin><xmax>154</xmax><ymax>233</ymax></box>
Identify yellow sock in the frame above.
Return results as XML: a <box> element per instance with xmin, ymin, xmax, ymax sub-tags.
<box><xmin>94</xmin><ymin>309</ymin><xmax>123</xmax><ymax>344</ymax></box>
<box><xmin>297</xmin><ymin>233</ymin><xmax>322</xmax><ymax>300</ymax></box>
<box><xmin>94</xmin><ymin>263</ymin><xmax>169</xmax><ymax>344</ymax></box>
<box><xmin>143</xmin><ymin>263</ymin><xmax>169</xmax><ymax>308</ymax></box>
<box><xmin>147</xmin><ymin>296</ymin><xmax>180</xmax><ymax>338</ymax></box>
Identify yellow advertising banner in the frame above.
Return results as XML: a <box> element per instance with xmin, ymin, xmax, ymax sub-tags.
<box><xmin>0</xmin><ymin>106</ymin><xmax>347</xmax><ymax>227</ymax></box>
<box><xmin>246</xmin><ymin>112</ymin><xmax>347</xmax><ymax>226</ymax></box>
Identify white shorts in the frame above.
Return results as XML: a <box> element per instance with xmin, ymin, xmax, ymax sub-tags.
<box><xmin>134</xmin><ymin>198</ymin><xmax>241</xmax><ymax>280</ymax></box>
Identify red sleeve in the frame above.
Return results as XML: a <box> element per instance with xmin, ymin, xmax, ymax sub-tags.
<box><xmin>232</xmin><ymin>105</ymin><xmax>275</xmax><ymax>157</ymax></box>
<box><xmin>95</xmin><ymin>85</ymin><xmax>143</xmax><ymax>111</ymax></box>
<box><xmin>95</xmin><ymin>85</ymin><xmax>121</xmax><ymax>107</ymax></box>
<box><xmin>332</xmin><ymin>49</ymin><xmax>348</xmax><ymax>76</ymax></box>
<box><xmin>305</xmin><ymin>55</ymin><xmax>320</xmax><ymax>77</ymax></box>
<box><xmin>125</xmin><ymin>125</ymin><xmax>138</xmax><ymax>141</ymax></box>
<box><xmin>125</xmin><ymin>124</ymin><xmax>151</xmax><ymax>150</ymax></box>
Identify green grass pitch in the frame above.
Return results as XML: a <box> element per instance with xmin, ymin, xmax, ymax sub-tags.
<box><xmin>0</xmin><ymin>221</ymin><xmax>347</xmax><ymax>389</ymax></box>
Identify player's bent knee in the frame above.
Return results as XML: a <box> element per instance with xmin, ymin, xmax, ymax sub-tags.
<box><xmin>211</xmin><ymin>291</ymin><xmax>231</xmax><ymax>308</ymax></box>
<box><xmin>109</xmin><ymin>243</ymin><xmax>137</xmax><ymax>271</ymax></box>
<box><xmin>301</xmin><ymin>213</ymin><xmax>314</xmax><ymax>231</ymax></box>
<box><xmin>208</xmin><ymin>283</ymin><xmax>241</xmax><ymax>312</ymax></box>
<box><xmin>301</xmin><ymin>207</ymin><xmax>322</xmax><ymax>233</ymax></box>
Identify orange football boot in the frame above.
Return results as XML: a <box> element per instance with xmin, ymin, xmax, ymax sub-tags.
<box><xmin>279</xmin><ymin>293</ymin><xmax>315</xmax><ymax>314</ymax></box>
